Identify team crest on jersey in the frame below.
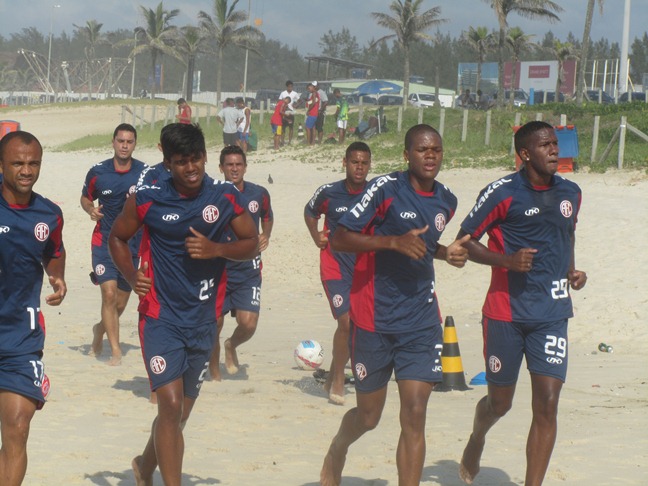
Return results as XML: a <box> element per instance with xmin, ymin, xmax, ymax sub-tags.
<box><xmin>150</xmin><ymin>356</ymin><xmax>167</xmax><ymax>374</ymax></box>
<box><xmin>355</xmin><ymin>363</ymin><xmax>367</xmax><ymax>381</ymax></box>
<box><xmin>248</xmin><ymin>200</ymin><xmax>259</xmax><ymax>213</ymax></box>
<box><xmin>488</xmin><ymin>355</ymin><xmax>502</xmax><ymax>373</ymax></box>
<box><xmin>560</xmin><ymin>200</ymin><xmax>573</xmax><ymax>217</ymax></box>
<box><xmin>202</xmin><ymin>205</ymin><xmax>220</xmax><ymax>223</ymax></box>
<box><xmin>33</xmin><ymin>222</ymin><xmax>50</xmax><ymax>241</ymax></box>
<box><xmin>332</xmin><ymin>294</ymin><xmax>344</xmax><ymax>308</ymax></box>
<box><xmin>434</xmin><ymin>213</ymin><xmax>446</xmax><ymax>231</ymax></box>
<box><xmin>95</xmin><ymin>264</ymin><xmax>106</xmax><ymax>276</ymax></box>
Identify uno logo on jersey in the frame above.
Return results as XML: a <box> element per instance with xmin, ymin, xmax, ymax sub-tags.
<box><xmin>434</xmin><ymin>213</ymin><xmax>446</xmax><ymax>231</ymax></box>
<box><xmin>150</xmin><ymin>356</ymin><xmax>167</xmax><ymax>374</ymax></box>
<box><xmin>355</xmin><ymin>363</ymin><xmax>367</xmax><ymax>381</ymax></box>
<box><xmin>332</xmin><ymin>294</ymin><xmax>344</xmax><ymax>308</ymax></box>
<box><xmin>162</xmin><ymin>213</ymin><xmax>180</xmax><ymax>222</ymax></box>
<box><xmin>0</xmin><ymin>225</ymin><xmax>10</xmax><ymax>234</ymax></box>
<box><xmin>488</xmin><ymin>355</ymin><xmax>502</xmax><ymax>373</ymax></box>
<box><xmin>400</xmin><ymin>211</ymin><xmax>417</xmax><ymax>219</ymax></box>
<box><xmin>469</xmin><ymin>177</ymin><xmax>513</xmax><ymax>218</ymax></box>
<box><xmin>335</xmin><ymin>206</ymin><xmax>348</xmax><ymax>213</ymax></box>
<box><xmin>34</xmin><ymin>222</ymin><xmax>50</xmax><ymax>242</ymax></box>
<box><xmin>102</xmin><ymin>189</ymin><xmax>112</xmax><ymax>195</ymax></box>
<box><xmin>560</xmin><ymin>200</ymin><xmax>573</xmax><ymax>217</ymax></box>
<box><xmin>248</xmin><ymin>200</ymin><xmax>259</xmax><ymax>213</ymax></box>
<box><xmin>95</xmin><ymin>264</ymin><xmax>106</xmax><ymax>276</ymax></box>
<box><xmin>202</xmin><ymin>205</ymin><xmax>220</xmax><ymax>223</ymax></box>
<box><xmin>525</xmin><ymin>207</ymin><xmax>540</xmax><ymax>216</ymax></box>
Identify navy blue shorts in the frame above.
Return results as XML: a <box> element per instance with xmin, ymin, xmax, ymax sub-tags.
<box><xmin>482</xmin><ymin>316</ymin><xmax>569</xmax><ymax>385</ymax></box>
<box><xmin>138</xmin><ymin>315</ymin><xmax>215</xmax><ymax>399</ymax></box>
<box><xmin>92</xmin><ymin>243</ymin><xmax>136</xmax><ymax>291</ymax></box>
<box><xmin>322</xmin><ymin>279</ymin><xmax>351</xmax><ymax>319</ymax></box>
<box><xmin>222</xmin><ymin>272</ymin><xmax>261</xmax><ymax>315</ymax></box>
<box><xmin>349</xmin><ymin>323</ymin><xmax>443</xmax><ymax>393</ymax></box>
<box><xmin>0</xmin><ymin>352</ymin><xmax>47</xmax><ymax>409</ymax></box>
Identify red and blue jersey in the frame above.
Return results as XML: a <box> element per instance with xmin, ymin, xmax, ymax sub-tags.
<box><xmin>460</xmin><ymin>168</ymin><xmax>581</xmax><ymax>323</ymax></box>
<box><xmin>0</xmin><ymin>190</ymin><xmax>64</xmax><ymax>355</ymax></box>
<box><xmin>135</xmin><ymin>177</ymin><xmax>246</xmax><ymax>326</ymax></box>
<box><xmin>137</xmin><ymin>161</ymin><xmax>170</xmax><ymax>188</ymax></box>
<box><xmin>304</xmin><ymin>179</ymin><xmax>366</xmax><ymax>282</ymax></box>
<box><xmin>82</xmin><ymin>158</ymin><xmax>148</xmax><ymax>253</ymax></box>
<box><xmin>223</xmin><ymin>181</ymin><xmax>272</xmax><ymax>283</ymax></box>
<box><xmin>338</xmin><ymin>171</ymin><xmax>457</xmax><ymax>334</ymax></box>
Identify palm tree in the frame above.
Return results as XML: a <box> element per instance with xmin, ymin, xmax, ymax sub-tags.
<box><xmin>576</xmin><ymin>0</ymin><xmax>605</xmax><ymax>103</ymax></box>
<box><xmin>132</xmin><ymin>2</ymin><xmax>180</xmax><ymax>97</ymax></box>
<box><xmin>506</xmin><ymin>27</ymin><xmax>535</xmax><ymax>107</ymax></box>
<box><xmin>73</xmin><ymin>20</ymin><xmax>107</xmax><ymax>97</ymax></box>
<box><xmin>371</xmin><ymin>0</ymin><xmax>447</xmax><ymax>107</ymax></box>
<box><xmin>462</xmin><ymin>26</ymin><xmax>496</xmax><ymax>93</ymax></box>
<box><xmin>177</xmin><ymin>26</ymin><xmax>209</xmax><ymax>101</ymax></box>
<box><xmin>198</xmin><ymin>0</ymin><xmax>264</xmax><ymax>106</ymax></box>
<box><xmin>552</xmin><ymin>40</ymin><xmax>578</xmax><ymax>102</ymax></box>
<box><xmin>483</xmin><ymin>0</ymin><xmax>562</xmax><ymax>107</ymax></box>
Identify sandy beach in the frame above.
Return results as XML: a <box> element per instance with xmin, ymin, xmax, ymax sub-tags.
<box><xmin>4</xmin><ymin>105</ymin><xmax>646</xmax><ymax>485</ymax></box>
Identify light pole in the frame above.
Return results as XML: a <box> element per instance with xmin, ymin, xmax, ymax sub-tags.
<box><xmin>130</xmin><ymin>30</ymin><xmax>138</xmax><ymax>98</ymax></box>
<box><xmin>46</xmin><ymin>4</ymin><xmax>61</xmax><ymax>92</ymax></box>
<box><xmin>242</xmin><ymin>0</ymin><xmax>251</xmax><ymax>98</ymax></box>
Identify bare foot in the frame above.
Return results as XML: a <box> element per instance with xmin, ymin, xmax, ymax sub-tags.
<box><xmin>224</xmin><ymin>339</ymin><xmax>239</xmax><ymax>375</ymax></box>
<box><xmin>459</xmin><ymin>434</ymin><xmax>484</xmax><ymax>484</ymax></box>
<box><xmin>107</xmin><ymin>355</ymin><xmax>122</xmax><ymax>366</ymax></box>
<box><xmin>89</xmin><ymin>323</ymin><xmax>103</xmax><ymax>357</ymax></box>
<box><xmin>328</xmin><ymin>393</ymin><xmax>345</xmax><ymax>406</ymax></box>
<box><xmin>320</xmin><ymin>441</ymin><xmax>346</xmax><ymax>486</ymax></box>
<box><xmin>132</xmin><ymin>456</ymin><xmax>153</xmax><ymax>486</ymax></box>
<box><xmin>209</xmin><ymin>364</ymin><xmax>222</xmax><ymax>382</ymax></box>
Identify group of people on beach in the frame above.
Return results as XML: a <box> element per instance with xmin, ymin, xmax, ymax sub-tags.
<box><xmin>0</xmin><ymin>118</ymin><xmax>586</xmax><ymax>486</ymax></box>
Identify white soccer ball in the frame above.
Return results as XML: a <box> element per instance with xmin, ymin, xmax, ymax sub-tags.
<box><xmin>294</xmin><ymin>340</ymin><xmax>324</xmax><ymax>370</ymax></box>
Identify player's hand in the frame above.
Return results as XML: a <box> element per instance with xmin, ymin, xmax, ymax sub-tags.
<box><xmin>446</xmin><ymin>234</ymin><xmax>471</xmax><ymax>268</ymax></box>
<box><xmin>314</xmin><ymin>229</ymin><xmax>330</xmax><ymax>249</ymax></box>
<box><xmin>258</xmin><ymin>234</ymin><xmax>270</xmax><ymax>252</ymax></box>
<box><xmin>132</xmin><ymin>261</ymin><xmax>152</xmax><ymax>297</ymax></box>
<box><xmin>45</xmin><ymin>275</ymin><xmax>67</xmax><ymax>306</ymax></box>
<box><xmin>568</xmin><ymin>269</ymin><xmax>587</xmax><ymax>290</ymax></box>
<box><xmin>508</xmin><ymin>248</ymin><xmax>537</xmax><ymax>272</ymax></box>
<box><xmin>186</xmin><ymin>227</ymin><xmax>217</xmax><ymax>259</ymax></box>
<box><xmin>89</xmin><ymin>204</ymin><xmax>104</xmax><ymax>221</ymax></box>
<box><xmin>395</xmin><ymin>225</ymin><xmax>429</xmax><ymax>260</ymax></box>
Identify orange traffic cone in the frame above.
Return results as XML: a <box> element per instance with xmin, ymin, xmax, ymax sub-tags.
<box><xmin>434</xmin><ymin>316</ymin><xmax>470</xmax><ymax>392</ymax></box>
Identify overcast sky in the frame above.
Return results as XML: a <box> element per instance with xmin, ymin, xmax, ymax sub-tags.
<box><xmin>1</xmin><ymin>0</ymin><xmax>644</xmax><ymax>56</ymax></box>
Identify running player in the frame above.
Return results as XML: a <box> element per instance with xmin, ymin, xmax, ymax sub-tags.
<box><xmin>458</xmin><ymin>121</ymin><xmax>587</xmax><ymax>486</ymax></box>
<box><xmin>208</xmin><ymin>144</ymin><xmax>273</xmax><ymax>379</ymax></box>
<box><xmin>320</xmin><ymin>124</ymin><xmax>470</xmax><ymax>486</ymax></box>
<box><xmin>304</xmin><ymin>141</ymin><xmax>372</xmax><ymax>405</ymax></box>
<box><xmin>108</xmin><ymin>123</ymin><xmax>258</xmax><ymax>486</ymax></box>
<box><xmin>81</xmin><ymin>123</ymin><xmax>147</xmax><ymax>366</ymax></box>
<box><xmin>0</xmin><ymin>131</ymin><xmax>66</xmax><ymax>485</ymax></box>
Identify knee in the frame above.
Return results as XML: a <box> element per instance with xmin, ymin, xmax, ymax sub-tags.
<box><xmin>237</xmin><ymin>315</ymin><xmax>258</xmax><ymax>333</ymax></box>
<box><xmin>2</xmin><ymin>410</ymin><xmax>33</xmax><ymax>444</ymax></box>
<box><xmin>157</xmin><ymin>396</ymin><xmax>184</xmax><ymax>424</ymax></box>
<box><xmin>486</xmin><ymin>394</ymin><xmax>513</xmax><ymax>418</ymax></box>
<box><xmin>400</xmin><ymin>400</ymin><xmax>428</xmax><ymax>431</ymax></box>
<box><xmin>533</xmin><ymin>391</ymin><xmax>560</xmax><ymax>421</ymax></box>
<box><xmin>356</xmin><ymin>408</ymin><xmax>382</xmax><ymax>431</ymax></box>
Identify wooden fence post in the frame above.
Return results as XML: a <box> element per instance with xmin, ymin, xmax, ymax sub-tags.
<box><xmin>397</xmin><ymin>106</ymin><xmax>403</xmax><ymax>132</ymax></box>
<box><xmin>485</xmin><ymin>110</ymin><xmax>491</xmax><ymax>146</ymax></box>
<box><xmin>591</xmin><ymin>115</ymin><xmax>600</xmax><ymax>163</ymax></box>
<box><xmin>461</xmin><ymin>109</ymin><xmax>469</xmax><ymax>142</ymax></box>
<box><xmin>618</xmin><ymin>115</ymin><xmax>627</xmax><ymax>169</ymax></box>
<box><xmin>439</xmin><ymin>109</ymin><xmax>445</xmax><ymax>137</ymax></box>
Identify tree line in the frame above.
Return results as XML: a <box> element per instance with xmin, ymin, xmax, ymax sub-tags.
<box><xmin>0</xmin><ymin>0</ymin><xmax>645</xmax><ymax>107</ymax></box>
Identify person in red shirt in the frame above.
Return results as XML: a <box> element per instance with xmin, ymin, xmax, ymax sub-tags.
<box><xmin>271</xmin><ymin>96</ymin><xmax>290</xmax><ymax>150</ymax></box>
<box><xmin>305</xmin><ymin>82</ymin><xmax>321</xmax><ymax>145</ymax></box>
<box><xmin>176</xmin><ymin>98</ymin><xmax>192</xmax><ymax>124</ymax></box>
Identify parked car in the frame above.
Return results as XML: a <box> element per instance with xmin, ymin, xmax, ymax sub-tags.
<box><xmin>583</xmin><ymin>89</ymin><xmax>614</xmax><ymax>104</ymax></box>
<box><xmin>618</xmin><ymin>91</ymin><xmax>646</xmax><ymax>103</ymax></box>
<box><xmin>408</xmin><ymin>92</ymin><xmax>436</xmax><ymax>108</ymax></box>
<box><xmin>377</xmin><ymin>94</ymin><xmax>404</xmax><ymax>106</ymax></box>
<box><xmin>531</xmin><ymin>90</ymin><xmax>565</xmax><ymax>104</ymax></box>
<box><xmin>347</xmin><ymin>94</ymin><xmax>377</xmax><ymax>105</ymax></box>
<box><xmin>492</xmin><ymin>89</ymin><xmax>528</xmax><ymax>107</ymax></box>
<box><xmin>254</xmin><ymin>89</ymin><xmax>281</xmax><ymax>109</ymax></box>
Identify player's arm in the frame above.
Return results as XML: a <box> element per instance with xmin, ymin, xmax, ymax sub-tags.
<box><xmin>108</xmin><ymin>197</ymin><xmax>151</xmax><ymax>296</ymax></box>
<box><xmin>80</xmin><ymin>194</ymin><xmax>104</xmax><ymax>221</ymax></box>
<box><xmin>568</xmin><ymin>233</ymin><xmax>587</xmax><ymax>290</ymax></box>
<box><xmin>244</xmin><ymin>108</ymin><xmax>251</xmax><ymax>131</ymax></box>
<box><xmin>455</xmin><ymin>229</ymin><xmax>537</xmax><ymax>272</ymax></box>
<box><xmin>434</xmin><ymin>234</ymin><xmax>471</xmax><ymax>268</ymax></box>
<box><xmin>304</xmin><ymin>211</ymin><xmax>328</xmax><ymax>249</ymax></box>
<box><xmin>259</xmin><ymin>218</ymin><xmax>273</xmax><ymax>252</ymax></box>
<box><xmin>331</xmin><ymin>225</ymin><xmax>429</xmax><ymax>260</ymax></box>
<box><xmin>43</xmin><ymin>250</ymin><xmax>67</xmax><ymax>306</ymax></box>
<box><xmin>186</xmin><ymin>211</ymin><xmax>258</xmax><ymax>261</ymax></box>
